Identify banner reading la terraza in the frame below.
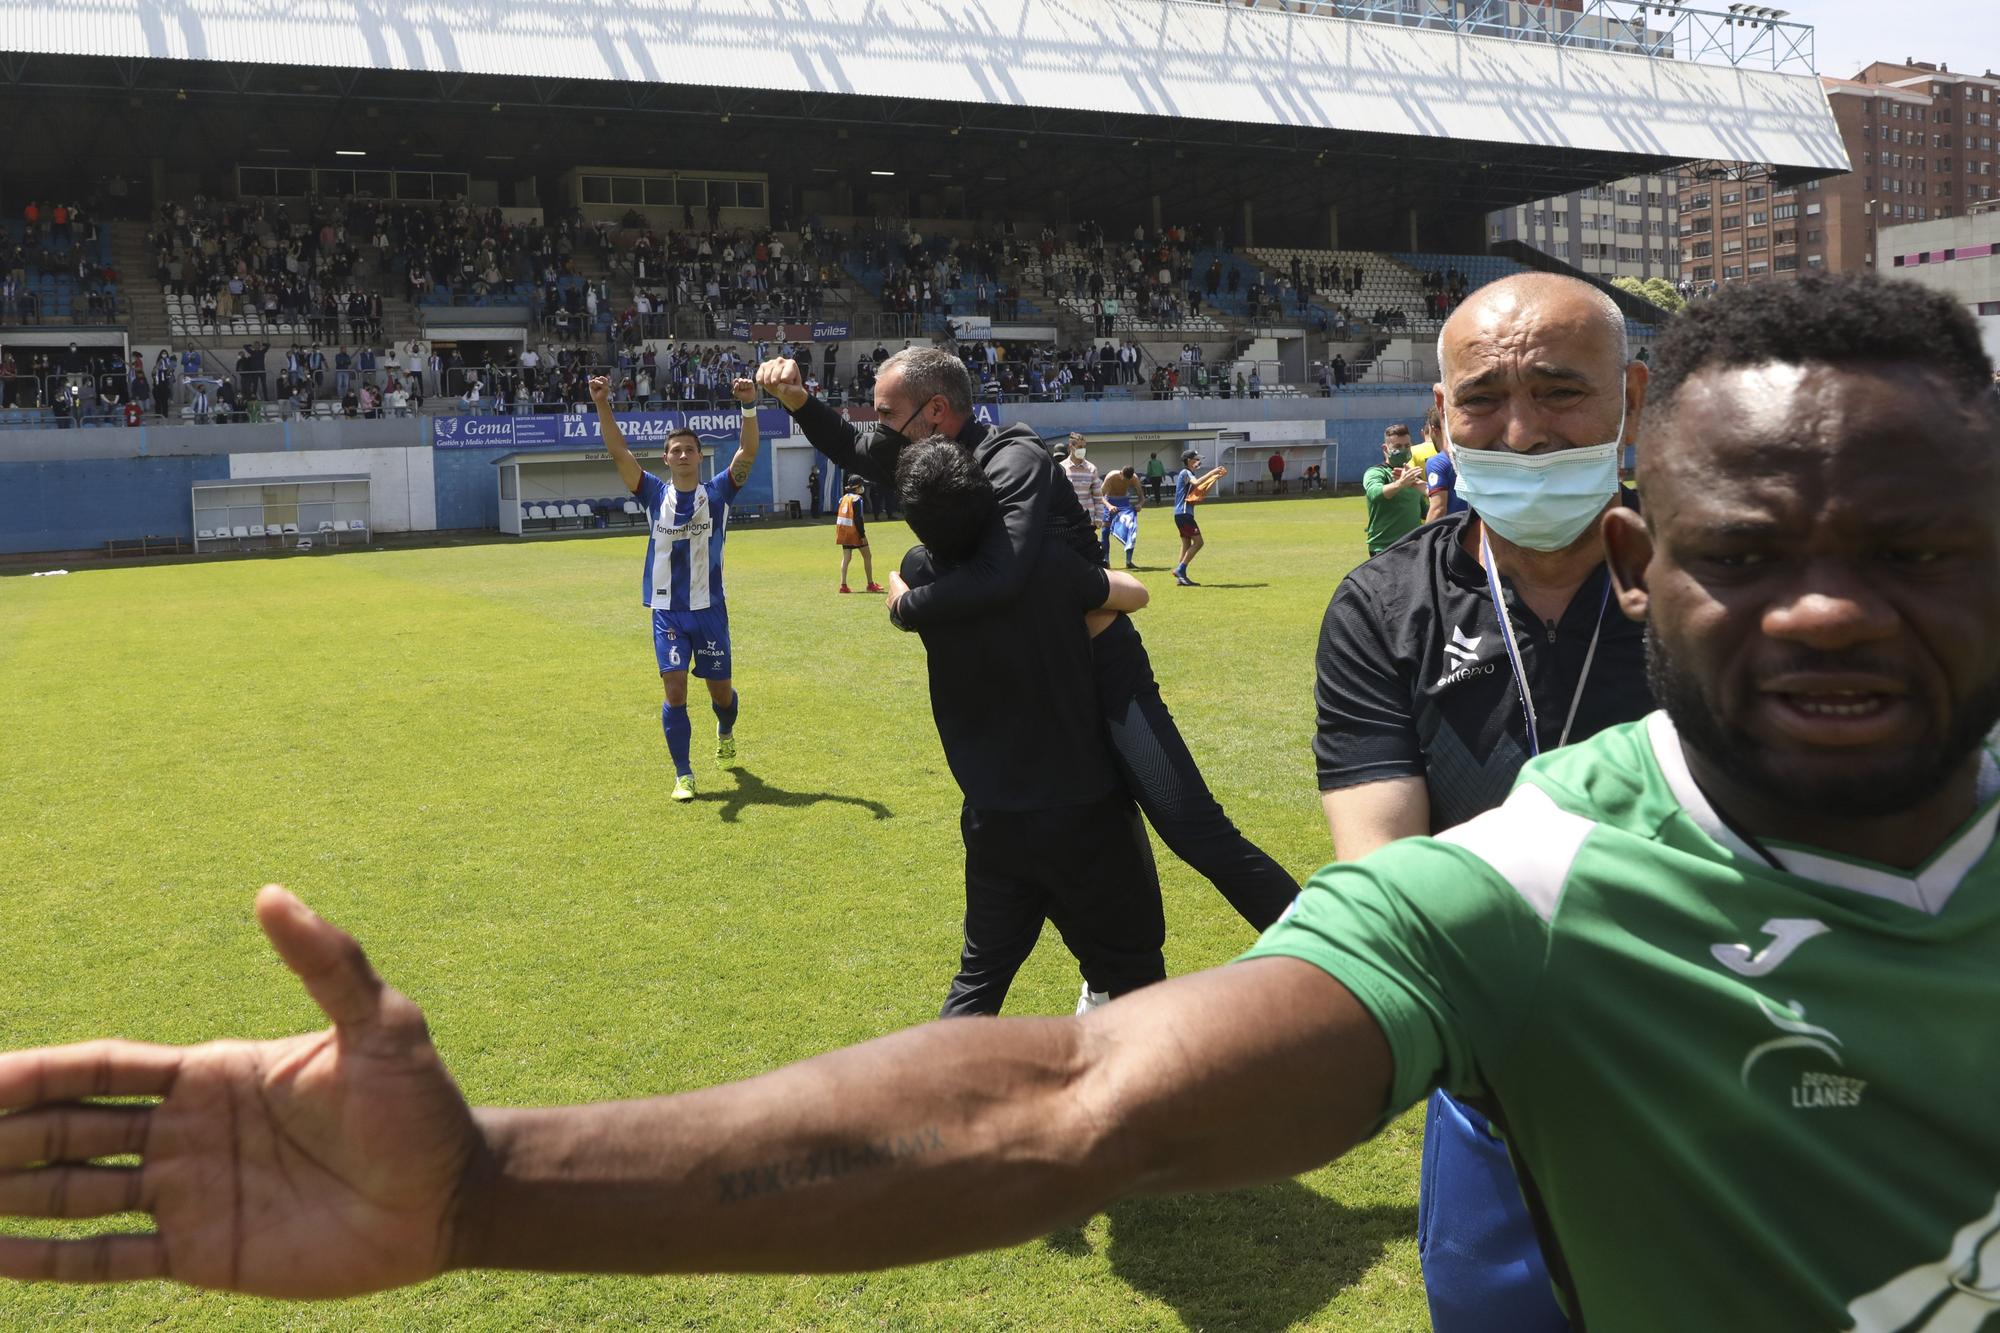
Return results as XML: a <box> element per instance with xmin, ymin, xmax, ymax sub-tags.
<box><xmin>430</xmin><ymin>408</ymin><xmax>793</xmax><ymax>450</ymax></box>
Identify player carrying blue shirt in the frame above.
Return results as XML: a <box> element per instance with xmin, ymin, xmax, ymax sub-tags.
<box><xmin>590</xmin><ymin>374</ymin><xmax>762</xmax><ymax>803</ymax></box>
<box><xmin>1171</xmin><ymin>447</ymin><xmax>1227</xmax><ymax>587</ymax></box>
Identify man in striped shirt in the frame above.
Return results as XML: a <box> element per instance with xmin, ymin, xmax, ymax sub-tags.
<box><xmin>591</xmin><ymin>374</ymin><xmax>761</xmax><ymax>804</ymax></box>
<box><xmin>1062</xmin><ymin>432</ymin><xmax>1108</xmax><ymax>568</ymax></box>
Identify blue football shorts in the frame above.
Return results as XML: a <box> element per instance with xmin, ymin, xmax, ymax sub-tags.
<box><xmin>652</xmin><ymin>606</ymin><xmax>731</xmax><ymax>679</ymax></box>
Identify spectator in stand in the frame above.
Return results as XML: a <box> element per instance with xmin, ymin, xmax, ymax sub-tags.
<box><xmin>151</xmin><ymin>351</ymin><xmax>175</xmax><ymax>420</ymax></box>
<box><xmin>187</xmin><ymin>375</ymin><xmax>216</xmax><ymax>423</ymax></box>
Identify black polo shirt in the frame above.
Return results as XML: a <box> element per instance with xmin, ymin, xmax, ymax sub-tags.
<box><xmin>901</xmin><ymin>540</ymin><xmax>1114</xmax><ymax>812</ymax></box>
<box><xmin>1315</xmin><ymin>500</ymin><xmax>1653</xmax><ymax>834</ymax></box>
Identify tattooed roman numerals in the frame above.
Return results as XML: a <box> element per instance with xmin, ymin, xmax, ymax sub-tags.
<box><xmin>716</xmin><ymin>1127</ymin><xmax>945</xmax><ymax>1204</ymax></box>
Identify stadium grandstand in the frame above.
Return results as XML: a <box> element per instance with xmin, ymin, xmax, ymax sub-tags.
<box><xmin>0</xmin><ymin>0</ymin><xmax>1842</xmax><ymax>556</ymax></box>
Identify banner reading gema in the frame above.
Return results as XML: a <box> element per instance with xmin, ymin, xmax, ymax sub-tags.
<box><xmin>431</xmin><ymin>409</ymin><xmax>791</xmax><ymax>449</ymax></box>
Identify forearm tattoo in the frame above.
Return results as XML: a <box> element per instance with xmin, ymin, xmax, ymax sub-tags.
<box><xmin>715</xmin><ymin>1127</ymin><xmax>944</xmax><ymax>1204</ymax></box>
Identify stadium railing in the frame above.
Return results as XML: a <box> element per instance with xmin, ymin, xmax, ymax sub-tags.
<box><xmin>0</xmin><ymin>372</ymin><xmax>147</xmax><ymax>428</ymax></box>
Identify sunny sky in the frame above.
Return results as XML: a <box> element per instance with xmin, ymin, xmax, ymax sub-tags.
<box><xmin>1789</xmin><ymin>0</ymin><xmax>1998</xmax><ymax>80</ymax></box>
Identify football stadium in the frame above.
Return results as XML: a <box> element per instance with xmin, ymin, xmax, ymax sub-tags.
<box><xmin>12</xmin><ymin>2</ymin><xmax>2000</xmax><ymax>1330</ymax></box>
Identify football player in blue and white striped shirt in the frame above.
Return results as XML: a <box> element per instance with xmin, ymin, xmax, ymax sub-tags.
<box><xmin>590</xmin><ymin>375</ymin><xmax>761</xmax><ymax>803</ymax></box>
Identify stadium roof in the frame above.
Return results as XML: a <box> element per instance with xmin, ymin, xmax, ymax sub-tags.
<box><xmin>0</xmin><ymin>1</ymin><xmax>1846</xmax><ymax>174</ymax></box>
<box><xmin>0</xmin><ymin>2</ymin><xmax>1848</xmax><ymax>247</ymax></box>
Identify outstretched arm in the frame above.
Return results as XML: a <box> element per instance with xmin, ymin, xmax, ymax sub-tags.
<box><xmin>756</xmin><ymin>358</ymin><xmax>885</xmax><ymax>483</ymax></box>
<box><xmin>0</xmin><ymin>889</ymin><xmax>1391</xmax><ymax>1294</ymax></box>
<box><xmin>726</xmin><ymin>379</ymin><xmax>761</xmax><ymax>486</ymax></box>
<box><xmin>590</xmin><ymin>376</ymin><xmax>643</xmax><ymax>494</ymax></box>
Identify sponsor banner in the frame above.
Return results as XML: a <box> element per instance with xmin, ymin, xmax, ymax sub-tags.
<box><xmin>810</xmin><ymin>321</ymin><xmax>850</xmax><ymax>341</ymax></box>
<box><xmin>431</xmin><ymin>408</ymin><xmax>792</xmax><ymax>449</ymax></box>
<box><xmin>747</xmin><ymin>322</ymin><xmax>816</xmax><ymax>343</ymax></box>
<box><xmin>837</xmin><ymin>403</ymin><xmax>1002</xmax><ymax>428</ymax></box>
<box><xmin>947</xmin><ymin>314</ymin><xmax>992</xmax><ymax>340</ymax></box>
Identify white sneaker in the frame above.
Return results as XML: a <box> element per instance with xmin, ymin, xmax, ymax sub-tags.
<box><xmin>1075</xmin><ymin>982</ymin><xmax>1111</xmax><ymax>1015</ymax></box>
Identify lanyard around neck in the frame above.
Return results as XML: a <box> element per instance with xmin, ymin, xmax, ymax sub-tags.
<box><xmin>1478</xmin><ymin>526</ymin><xmax>1609</xmax><ymax>758</ymax></box>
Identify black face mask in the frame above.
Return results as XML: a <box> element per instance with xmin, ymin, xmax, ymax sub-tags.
<box><xmin>877</xmin><ymin>402</ymin><xmax>929</xmax><ymax>451</ymax></box>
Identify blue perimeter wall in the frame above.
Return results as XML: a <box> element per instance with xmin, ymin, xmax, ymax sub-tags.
<box><xmin>0</xmin><ymin>398</ymin><xmax>1448</xmax><ymax>556</ymax></box>
<box><xmin>432</xmin><ymin>447</ymin><xmax>508</xmax><ymax>533</ymax></box>
<box><xmin>0</xmin><ymin>456</ymin><xmax>231</xmax><ymax>553</ymax></box>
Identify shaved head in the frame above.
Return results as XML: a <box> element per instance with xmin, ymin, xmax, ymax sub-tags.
<box><xmin>1437</xmin><ymin>274</ymin><xmax>1626</xmax><ymax>382</ymax></box>
<box><xmin>1430</xmin><ymin>271</ymin><xmax>1640</xmax><ymax>464</ymax></box>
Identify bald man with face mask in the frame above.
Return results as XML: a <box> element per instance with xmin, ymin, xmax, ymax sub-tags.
<box><xmin>1315</xmin><ymin>273</ymin><xmax>1655</xmax><ymax>1332</ymax></box>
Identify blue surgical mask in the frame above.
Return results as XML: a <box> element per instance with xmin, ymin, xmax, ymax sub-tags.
<box><xmin>1444</xmin><ymin>402</ymin><xmax>1626</xmax><ymax>552</ymax></box>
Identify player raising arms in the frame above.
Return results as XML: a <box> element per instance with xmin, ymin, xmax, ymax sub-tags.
<box><xmin>590</xmin><ymin>374</ymin><xmax>761</xmax><ymax>803</ymax></box>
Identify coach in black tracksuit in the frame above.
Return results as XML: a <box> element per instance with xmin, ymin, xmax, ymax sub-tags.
<box><xmin>895</xmin><ymin>436</ymin><xmax>1165</xmax><ymax>1015</ymax></box>
<box><xmin>756</xmin><ymin>347</ymin><xmax>1298</xmax><ymax>931</ymax></box>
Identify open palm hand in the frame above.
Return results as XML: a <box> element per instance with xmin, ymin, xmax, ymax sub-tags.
<box><xmin>0</xmin><ymin>888</ymin><xmax>481</xmax><ymax>1298</ymax></box>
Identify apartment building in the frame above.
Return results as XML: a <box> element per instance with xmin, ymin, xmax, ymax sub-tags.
<box><xmin>1677</xmin><ymin>59</ymin><xmax>2000</xmax><ymax>286</ymax></box>
<box><xmin>1488</xmin><ymin>175</ymin><xmax>1679</xmax><ymax>281</ymax></box>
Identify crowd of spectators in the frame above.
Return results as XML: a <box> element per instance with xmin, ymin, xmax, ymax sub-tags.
<box><xmin>5</xmin><ymin>200</ymin><xmax>122</xmax><ymax>322</ymax></box>
<box><xmin>597</xmin><ymin>218</ymin><xmax>840</xmax><ymax>344</ymax></box>
<box><xmin>1420</xmin><ymin>266</ymin><xmax>1470</xmax><ymax>321</ymax></box>
<box><xmin>1041</xmin><ymin>220</ymin><xmax>1227</xmax><ymax>328</ymax></box>
<box><xmin>399</xmin><ymin>202</ymin><xmax>590</xmax><ymax>303</ymax></box>
<box><xmin>1</xmin><ymin>344</ymin><xmax>157</xmax><ymax>426</ymax></box>
<box><xmin>152</xmin><ymin>196</ymin><xmax>603</xmax><ymax>337</ymax></box>
<box><xmin>151</xmin><ymin>197</ymin><xmax>392</xmax><ymax>337</ymax></box>
<box><xmin>855</xmin><ymin>221</ymin><xmax>1020</xmax><ymax>326</ymax></box>
<box><xmin>450</xmin><ymin>340</ymin><xmax>779</xmax><ymax>415</ymax></box>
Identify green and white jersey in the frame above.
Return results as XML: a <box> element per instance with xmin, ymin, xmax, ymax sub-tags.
<box><xmin>1246</xmin><ymin>712</ymin><xmax>2000</xmax><ymax>1331</ymax></box>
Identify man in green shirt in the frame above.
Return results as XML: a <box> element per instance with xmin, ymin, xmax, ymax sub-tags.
<box><xmin>1361</xmin><ymin>422</ymin><xmax>1425</xmax><ymax>555</ymax></box>
<box><xmin>2</xmin><ymin>277</ymin><xmax>1997</xmax><ymax>1331</ymax></box>
<box><xmin>1142</xmin><ymin>450</ymin><xmax>1166</xmax><ymax>504</ymax></box>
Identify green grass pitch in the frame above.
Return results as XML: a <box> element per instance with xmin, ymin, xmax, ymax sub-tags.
<box><xmin>0</xmin><ymin>497</ymin><xmax>1428</xmax><ymax>1331</ymax></box>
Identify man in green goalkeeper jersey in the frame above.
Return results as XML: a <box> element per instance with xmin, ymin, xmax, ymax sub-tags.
<box><xmin>0</xmin><ymin>275</ymin><xmax>1995</xmax><ymax>1332</ymax></box>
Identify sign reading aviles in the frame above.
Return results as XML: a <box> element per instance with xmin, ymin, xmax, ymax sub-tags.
<box><xmin>430</xmin><ymin>409</ymin><xmax>792</xmax><ymax>450</ymax></box>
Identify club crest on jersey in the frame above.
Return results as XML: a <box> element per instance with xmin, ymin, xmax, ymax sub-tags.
<box><xmin>1435</xmin><ymin>624</ymin><xmax>1496</xmax><ymax>689</ymax></box>
<box><xmin>1738</xmin><ymin>995</ymin><xmax>1868</xmax><ymax>1109</ymax></box>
